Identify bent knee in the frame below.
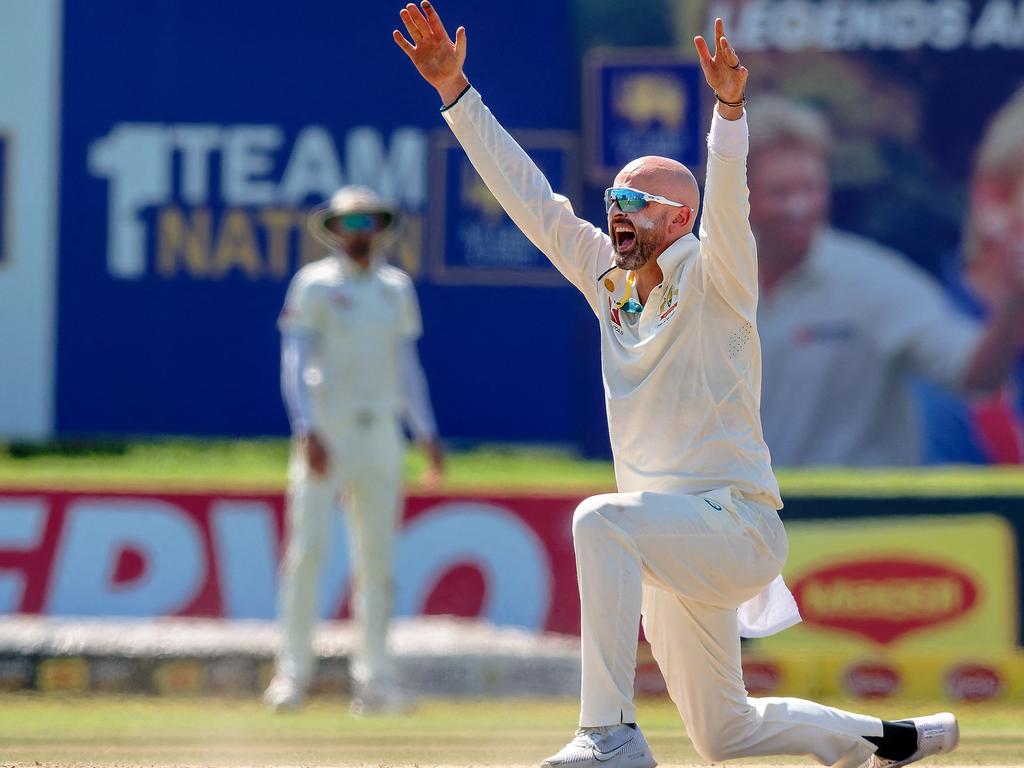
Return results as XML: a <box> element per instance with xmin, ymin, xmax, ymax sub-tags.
<box><xmin>690</xmin><ymin>734</ymin><xmax>743</xmax><ymax>764</ymax></box>
<box><xmin>688</xmin><ymin>716</ymin><xmax>755</xmax><ymax>763</ymax></box>
<box><xmin>690</xmin><ymin>738</ymin><xmax>734</xmax><ymax>764</ymax></box>
<box><xmin>571</xmin><ymin>495</ymin><xmax>618</xmax><ymax>540</ymax></box>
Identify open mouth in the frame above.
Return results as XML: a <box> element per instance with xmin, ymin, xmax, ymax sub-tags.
<box><xmin>612</xmin><ymin>223</ymin><xmax>637</xmax><ymax>253</ymax></box>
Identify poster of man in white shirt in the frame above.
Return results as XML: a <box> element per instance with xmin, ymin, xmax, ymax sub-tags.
<box><xmin>918</xmin><ymin>86</ymin><xmax>1024</xmax><ymax>464</ymax></box>
<box><xmin>749</xmin><ymin>96</ymin><xmax>1024</xmax><ymax>467</ymax></box>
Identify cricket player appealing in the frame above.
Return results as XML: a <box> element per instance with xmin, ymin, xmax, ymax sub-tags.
<box><xmin>266</xmin><ymin>186</ymin><xmax>444</xmax><ymax>714</ymax></box>
<box><xmin>395</xmin><ymin>4</ymin><xmax>959</xmax><ymax>767</ymax></box>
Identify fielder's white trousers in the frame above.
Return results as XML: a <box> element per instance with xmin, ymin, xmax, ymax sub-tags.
<box><xmin>574</xmin><ymin>487</ymin><xmax>882</xmax><ymax>768</ymax></box>
<box><xmin>276</xmin><ymin>414</ymin><xmax>404</xmax><ymax>689</ymax></box>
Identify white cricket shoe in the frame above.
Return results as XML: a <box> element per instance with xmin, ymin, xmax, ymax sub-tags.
<box><xmin>263</xmin><ymin>674</ymin><xmax>306</xmax><ymax>712</ymax></box>
<box><xmin>868</xmin><ymin>712</ymin><xmax>960</xmax><ymax>768</ymax></box>
<box><xmin>541</xmin><ymin>723</ymin><xmax>657</xmax><ymax>768</ymax></box>
<box><xmin>350</xmin><ymin>679</ymin><xmax>416</xmax><ymax>716</ymax></box>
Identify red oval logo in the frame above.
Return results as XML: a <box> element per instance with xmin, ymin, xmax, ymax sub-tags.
<box><xmin>845</xmin><ymin>661</ymin><xmax>900</xmax><ymax>698</ymax></box>
<box><xmin>946</xmin><ymin>664</ymin><xmax>1002</xmax><ymax>702</ymax></box>
<box><xmin>790</xmin><ymin>558</ymin><xmax>978</xmax><ymax>645</ymax></box>
<box><xmin>743</xmin><ymin>661</ymin><xmax>781</xmax><ymax>696</ymax></box>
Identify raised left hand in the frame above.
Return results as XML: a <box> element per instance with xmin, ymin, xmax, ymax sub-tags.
<box><xmin>694</xmin><ymin>18</ymin><xmax>748</xmax><ymax>111</ymax></box>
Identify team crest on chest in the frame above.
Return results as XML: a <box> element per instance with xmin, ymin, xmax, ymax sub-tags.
<box><xmin>656</xmin><ymin>284</ymin><xmax>680</xmax><ymax>327</ymax></box>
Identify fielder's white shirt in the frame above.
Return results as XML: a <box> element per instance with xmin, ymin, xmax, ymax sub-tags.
<box><xmin>443</xmin><ymin>88</ymin><xmax>782</xmax><ymax>509</ymax></box>
<box><xmin>758</xmin><ymin>228</ymin><xmax>982</xmax><ymax>466</ymax></box>
<box><xmin>278</xmin><ymin>255</ymin><xmax>423</xmax><ymax>428</ymax></box>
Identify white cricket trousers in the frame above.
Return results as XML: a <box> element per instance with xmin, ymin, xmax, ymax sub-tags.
<box><xmin>276</xmin><ymin>414</ymin><xmax>404</xmax><ymax>689</ymax></box>
<box><xmin>574</xmin><ymin>487</ymin><xmax>883</xmax><ymax>768</ymax></box>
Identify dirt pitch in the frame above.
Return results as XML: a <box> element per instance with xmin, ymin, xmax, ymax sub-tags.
<box><xmin>1</xmin><ymin>694</ymin><xmax>1021</xmax><ymax>767</ymax></box>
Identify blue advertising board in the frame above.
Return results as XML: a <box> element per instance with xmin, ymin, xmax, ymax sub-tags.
<box><xmin>428</xmin><ymin>131</ymin><xmax>579</xmax><ymax>285</ymax></box>
<box><xmin>0</xmin><ymin>133</ymin><xmax>7</xmax><ymax>267</ymax></box>
<box><xmin>584</xmin><ymin>50</ymin><xmax>705</xmax><ymax>184</ymax></box>
<box><xmin>54</xmin><ymin>0</ymin><xmax>598</xmax><ymax>443</ymax></box>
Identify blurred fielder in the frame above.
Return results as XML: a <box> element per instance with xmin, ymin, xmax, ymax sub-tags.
<box><xmin>265</xmin><ymin>186</ymin><xmax>444</xmax><ymax>714</ymax></box>
<box><xmin>396</xmin><ymin>4</ymin><xmax>958</xmax><ymax>768</ymax></box>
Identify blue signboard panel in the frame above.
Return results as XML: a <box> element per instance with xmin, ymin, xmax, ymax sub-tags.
<box><xmin>429</xmin><ymin>132</ymin><xmax>579</xmax><ymax>285</ymax></box>
<box><xmin>54</xmin><ymin>0</ymin><xmax>596</xmax><ymax>442</ymax></box>
<box><xmin>0</xmin><ymin>133</ymin><xmax>7</xmax><ymax>266</ymax></box>
<box><xmin>585</xmin><ymin>51</ymin><xmax>704</xmax><ymax>184</ymax></box>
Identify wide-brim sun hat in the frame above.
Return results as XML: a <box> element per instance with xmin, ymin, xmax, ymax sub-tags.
<box><xmin>308</xmin><ymin>185</ymin><xmax>399</xmax><ymax>249</ymax></box>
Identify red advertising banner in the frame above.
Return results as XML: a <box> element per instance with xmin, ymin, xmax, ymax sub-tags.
<box><xmin>0</xmin><ymin>490</ymin><xmax>583</xmax><ymax>634</ymax></box>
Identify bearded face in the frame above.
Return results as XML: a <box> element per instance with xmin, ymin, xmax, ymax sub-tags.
<box><xmin>611</xmin><ymin>211</ymin><xmax>666</xmax><ymax>271</ymax></box>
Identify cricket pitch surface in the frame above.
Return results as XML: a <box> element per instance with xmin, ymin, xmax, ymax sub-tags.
<box><xmin>2</xmin><ymin>695</ymin><xmax>1021</xmax><ymax>767</ymax></box>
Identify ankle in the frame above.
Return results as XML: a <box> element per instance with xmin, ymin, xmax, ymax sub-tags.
<box><xmin>866</xmin><ymin>720</ymin><xmax>918</xmax><ymax>761</ymax></box>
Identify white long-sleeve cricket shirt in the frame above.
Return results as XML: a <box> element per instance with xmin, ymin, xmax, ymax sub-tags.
<box><xmin>442</xmin><ymin>88</ymin><xmax>782</xmax><ymax>510</ymax></box>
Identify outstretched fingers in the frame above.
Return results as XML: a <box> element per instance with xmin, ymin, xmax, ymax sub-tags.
<box><xmin>454</xmin><ymin>25</ymin><xmax>467</xmax><ymax>65</ymax></box>
<box><xmin>719</xmin><ymin>35</ymin><xmax>740</xmax><ymax>68</ymax></box>
<box><xmin>421</xmin><ymin>0</ymin><xmax>450</xmax><ymax>42</ymax></box>
<box><xmin>400</xmin><ymin>4</ymin><xmax>428</xmax><ymax>42</ymax></box>
<box><xmin>693</xmin><ymin>35</ymin><xmax>713</xmax><ymax>68</ymax></box>
<box><xmin>393</xmin><ymin>28</ymin><xmax>415</xmax><ymax>57</ymax></box>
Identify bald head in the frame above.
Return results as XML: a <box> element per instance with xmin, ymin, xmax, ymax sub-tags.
<box><xmin>607</xmin><ymin>155</ymin><xmax>699</xmax><ymax>272</ymax></box>
<box><xmin>614</xmin><ymin>156</ymin><xmax>701</xmax><ymax>215</ymax></box>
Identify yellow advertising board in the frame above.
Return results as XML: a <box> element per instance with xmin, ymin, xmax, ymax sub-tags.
<box><xmin>755</xmin><ymin>514</ymin><xmax>1017</xmax><ymax>653</ymax></box>
<box><xmin>37</xmin><ymin>657</ymin><xmax>90</xmax><ymax>693</ymax></box>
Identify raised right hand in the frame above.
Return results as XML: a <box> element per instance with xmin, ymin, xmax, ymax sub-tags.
<box><xmin>393</xmin><ymin>1</ymin><xmax>469</xmax><ymax>106</ymax></box>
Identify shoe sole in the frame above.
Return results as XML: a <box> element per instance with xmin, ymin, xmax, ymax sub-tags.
<box><xmin>541</xmin><ymin>741</ymin><xmax>657</xmax><ymax>768</ymax></box>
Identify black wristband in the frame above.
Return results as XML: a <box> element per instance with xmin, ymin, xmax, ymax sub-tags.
<box><xmin>715</xmin><ymin>92</ymin><xmax>746</xmax><ymax>107</ymax></box>
<box><xmin>440</xmin><ymin>83</ymin><xmax>472</xmax><ymax>112</ymax></box>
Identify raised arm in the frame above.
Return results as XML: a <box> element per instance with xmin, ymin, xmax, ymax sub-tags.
<box><xmin>394</xmin><ymin>2</ymin><xmax>610</xmax><ymax>311</ymax></box>
<box><xmin>693</xmin><ymin>19</ymin><xmax>758</xmax><ymax>317</ymax></box>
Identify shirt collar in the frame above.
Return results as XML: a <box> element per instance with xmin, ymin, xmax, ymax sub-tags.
<box><xmin>655</xmin><ymin>233</ymin><xmax>698</xmax><ymax>277</ymax></box>
<box><xmin>598</xmin><ymin>234</ymin><xmax>697</xmax><ymax>306</ymax></box>
<box><xmin>335</xmin><ymin>250</ymin><xmax>382</xmax><ymax>279</ymax></box>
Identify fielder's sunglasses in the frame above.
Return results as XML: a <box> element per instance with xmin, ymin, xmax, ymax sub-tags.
<box><xmin>604</xmin><ymin>187</ymin><xmax>689</xmax><ymax>214</ymax></box>
<box><xmin>330</xmin><ymin>212</ymin><xmax>394</xmax><ymax>233</ymax></box>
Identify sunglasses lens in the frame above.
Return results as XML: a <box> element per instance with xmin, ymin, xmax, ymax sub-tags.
<box><xmin>605</xmin><ymin>189</ymin><xmax>647</xmax><ymax>213</ymax></box>
<box><xmin>341</xmin><ymin>213</ymin><xmax>374</xmax><ymax>231</ymax></box>
<box><xmin>618</xmin><ymin>192</ymin><xmax>647</xmax><ymax>212</ymax></box>
<box><xmin>337</xmin><ymin>213</ymin><xmax>377</xmax><ymax>232</ymax></box>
